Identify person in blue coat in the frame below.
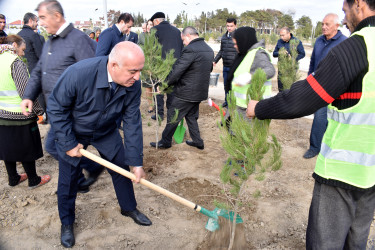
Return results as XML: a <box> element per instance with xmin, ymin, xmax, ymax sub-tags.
<box><xmin>303</xmin><ymin>13</ymin><xmax>347</xmax><ymax>159</ymax></box>
<box><xmin>273</xmin><ymin>27</ymin><xmax>305</xmax><ymax>91</ymax></box>
<box><xmin>38</xmin><ymin>42</ymin><xmax>151</xmax><ymax>248</ymax></box>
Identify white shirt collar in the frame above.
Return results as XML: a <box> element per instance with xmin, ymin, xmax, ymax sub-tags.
<box><xmin>107</xmin><ymin>69</ymin><xmax>113</xmax><ymax>83</ymax></box>
<box><xmin>56</xmin><ymin>21</ymin><xmax>69</xmax><ymax>36</ymax></box>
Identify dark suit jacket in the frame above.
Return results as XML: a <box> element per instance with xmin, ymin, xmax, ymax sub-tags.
<box><xmin>17</xmin><ymin>25</ymin><xmax>45</xmax><ymax>73</ymax></box>
<box><xmin>153</xmin><ymin>21</ymin><xmax>183</xmax><ymax>59</ymax></box>
<box><xmin>96</xmin><ymin>24</ymin><xmax>124</xmax><ymax>56</ymax></box>
<box><xmin>47</xmin><ymin>56</ymin><xmax>143</xmax><ymax>166</ymax></box>
<box><xmin>125</xmin><ymin>31</ymin><xmax>138</xmax><ymax>44</ymax></box>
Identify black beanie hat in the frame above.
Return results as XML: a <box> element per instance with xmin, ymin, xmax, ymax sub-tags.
<box><xmin>232</xmin><ymin>27</ymin><xmax>258</xmax><ymax>55</ymax></box>
<box><xmin>150</xmin><ymin>12</ymin><xmax>165</xmax><ymax>21</ymax></box>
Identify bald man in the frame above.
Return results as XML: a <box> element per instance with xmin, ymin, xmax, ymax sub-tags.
<box><xmin>46</xmin><ymin>41</ymin><xmax>151</xmax><ymax>248</ymax></box>
<box><xmin>303</xmin><ymin>13</ymin><xmax>347</xmax><ymax>159</ymax></box>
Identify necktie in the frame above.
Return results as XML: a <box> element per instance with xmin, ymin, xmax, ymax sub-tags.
<box><xmin>110</xmin><ymin>82</ymin><xmax>117</xmax><ymax>97</ymax></box>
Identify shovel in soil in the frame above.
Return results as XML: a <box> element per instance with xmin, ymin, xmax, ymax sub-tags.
<box><xmin>173</xmin><ymin>119</ymin><xmax>186</xmax><ymax>144</ymax></box>
<box><xmin>79</xmin><ymin>149</ymin><xmax>243</xmax><ymax>231</ymax></box>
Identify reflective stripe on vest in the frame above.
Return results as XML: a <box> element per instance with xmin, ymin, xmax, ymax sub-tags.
<box><xmin>232</xmin><ymin>47</ymin><xmax>272</xmax><ymax>108</ymax></box>
<box><xmin>0</xmin><ymin>52</ymin><xmax>23</xmax><ymax>113</ymax></box>
<box><xmin>315</xmin><ymin>27</ymin><xmax>375</xmax><ymax>188</ymax></box>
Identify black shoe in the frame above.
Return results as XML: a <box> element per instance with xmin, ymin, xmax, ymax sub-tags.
<box><xmin>151</xmin><ymin>114</ymin><xmax>164</xmax><ymax>121</ymax></box>
<box><xmin>79</xmin><ymin>166</ymin><xmax>105</xmax><ymax>189</ymax></box>
<box><xmin>186</xmin><ymin>140</ymin><xmax>204</xmax><ymax>150</ymax></box>
<box><xmin>303</xmin><ymin>149</ymin><xmax>319</xmax><ymax>159</ymax></box>
<box><xmin>150</xmin><ymin>141</ymin><xmax>171</xmax><ymax>149</ymax></box>
<box><xmin>77</xmin><ymin>185</ymin><xmax>90</xmax><ymax>193</ymax></box>
<box><xmin>121</xmin><ymin>208</ymin><xmax>152</xmax><ymax>226</ymax></box>
<box><xmin>61</xmin><ymin>224</ymin><xmax>75</xmax><ymax>248</ymax></box>
<box><xmin>222</xmin><ymin>101</ymin><xmax>228</xmax><ymax>108</ymax></box>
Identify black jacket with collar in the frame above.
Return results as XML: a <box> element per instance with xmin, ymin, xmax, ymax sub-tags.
<box><xmin>17</xmin><ymin>25</ymin><xmax>45</xmax><ymax>73</ymax></box>
<box><xmin>167</xmin><ymin>37</ymin><xmax>214</xmax><ymax>102</ymax></box>
<box><xmin>153</xmin><ymin>21</ymin><xmax>183</xmax><ymax>59</ymax></box>
<box><xmin>214</xmin><ymin>31</ymin><xmax>237</xmax><ymax>67</ymax></box>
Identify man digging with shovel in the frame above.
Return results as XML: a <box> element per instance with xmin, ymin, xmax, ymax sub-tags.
<box><xmin>33</xmin><ymin>42</ymin><xmax>151</xmax><ymax>248</ymax></box>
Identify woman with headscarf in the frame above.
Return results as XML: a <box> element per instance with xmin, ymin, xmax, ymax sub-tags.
<box><xmin>226</xmin><ymin>27</ymin><xmax>275</xmax><ymax>120</ymax></box>
<box><xmin>0</xmin><ymin>35</ymin><xmax>50</xmax><ymax>189</ymax></box>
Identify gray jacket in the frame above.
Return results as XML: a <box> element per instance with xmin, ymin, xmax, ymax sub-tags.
<box><xmin>249</xmin><ymin>39</ymin><xmax>275</xmax><ymax>80</ymax></box>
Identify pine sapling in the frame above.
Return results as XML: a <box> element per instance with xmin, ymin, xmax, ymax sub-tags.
<box><xmin>277</xmin><ymin>39</ymin><xmax>301</xmax><ymax>90</ymax></box>
<box><xmin>219</xmin><ymin>68</ymin><xmax>282</xmax><ymax>250</ymax></box>
<box><xmin>140</xmin><ymin>30</ymin><xmax>177</xmax><ymax>146</ymax></box>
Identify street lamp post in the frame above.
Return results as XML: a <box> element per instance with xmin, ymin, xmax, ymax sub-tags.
<box><xmin>103</xmin><ymin>0</ymin><xmax>108</xmax><ymax>29</ymax></box>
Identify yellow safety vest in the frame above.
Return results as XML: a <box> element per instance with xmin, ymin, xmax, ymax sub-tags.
<box><xmin>0</xmin><ymin>52</ymin><xmax>24</xmax><ymax>113</ymax></box>
<box><xmin>315</xmin><ymin>27</ymin><xmax>375</xmax><ymax>188</ymax></box>
<box><xmin>232</xmin><ymin>47</ymin><xmax>272</xmax><ymax>108</ymax></box>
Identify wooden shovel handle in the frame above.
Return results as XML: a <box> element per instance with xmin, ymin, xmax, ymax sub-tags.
<box><xmin>79</xmin><ymin>149</ymin><xmax>199</xmax><ymax>211</ymax></box>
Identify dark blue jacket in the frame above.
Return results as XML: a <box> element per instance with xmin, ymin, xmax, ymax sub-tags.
<box><xmin>214</xmin><ymin>31</ymin><xmax>237</xmax><ymax>67</ymax></box>
<box><xmin>308</xmin><ymin>30</ymin><xmax>347</xmax><ymax>74</ymax></box>
<box><xmin>153</xmin><ymin>21</ymin><xmax>183</xmax><ymax>59</ymax></box>
<box><xmin>96</xmin><ymin>24</ymin><xmax>124</xmax><ymax>56</ymax></box>
<box><xmin>24</xmin><ymin>23</ymin><xmax>96</xmax><ymax>103</ymax></box>
<box><xmin>47</xmin><ymin>56</ymin><xmax>143</xmax><ymax>167</ymax></box>
<box><xmin>273</xmin><ymin>34</ymin><xmax>305</xmax><ymax>61</ymax></box>
<box><xmin>17</xmin><ymin>25</ymin><xmax>45</xmax><ymax>73</ymax></box>
<box><xmin>125</xmin><ymin>31</ymin><xmax>138</xmax><ymax>43</ymax></box>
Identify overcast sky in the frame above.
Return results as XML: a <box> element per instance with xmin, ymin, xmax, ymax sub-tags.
<box><xmin>1</xmin><ymin>0</ymin><xmax>345</xmax><ymax>26</ymax></box>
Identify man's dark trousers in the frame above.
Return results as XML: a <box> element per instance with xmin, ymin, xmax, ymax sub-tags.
<box><xmin>45</xmin><ymin>127</ymin><xmax>103</xmax><ymax>185</ymax></box>
<box><xmin>308</xmin><ymin>106</ymin><xmax>327</xmax><ymax>154</ymax></box>
<box><xmin>57</xmin><ymin>144</ymin><xmax>137</xmax><ymax>225</ymax></box>
<box><xmin>155</xmin><ymin>90</ymin><xmax>174</xmax><ymax>119</ymax></box>
<box><xmin>161</xmin><ymin>97</ymin><xmax>203</xmax><ymax>145</ymax></box>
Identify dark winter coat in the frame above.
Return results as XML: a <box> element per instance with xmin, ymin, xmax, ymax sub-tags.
<box><xmin>167</xmin><ymin>37</ymin><xmax>214</xmax><ymax>102</ymax></box>
<box><xmin>17</xmin><ymin>25</ymin><xmax>45</xmax><ymax>73</ymax></box>
<box><xmin>273</xmin><ymin>33</ymin><xmax>305</xmax><ymax>61</ymax></box>
<box><xmin>213</xmin><ymin>31</ymin><xmax>237</xmax><ymax>67</ymax></box>
<box><xmin>24</xmin><ymin>23</ymin><xmax>96</xmax><ymax>104</ymax></box>
<box><xmin>153</xmin><ymin>21</ymin><xmax>183</xmax><ymax>59</ymax></box>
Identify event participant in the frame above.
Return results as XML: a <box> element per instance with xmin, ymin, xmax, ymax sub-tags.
<box><xmin>246</xmin><ymin>0</ymin><xmax>375</xmax><ymax>248</ymax></box>
<box><xmin>0</xmin><ymin>14</ymin><xmax>7</xmax><ymax>38</ymax></box>
<box><xmin>21</xmin><ymin>0</ymin><xmax>101</xmax><ymax>192</ymax></box>
<box><xmin>96</xmin><ymin>13</ymin><xmax>134</xmax><ymax>56</ymax></box>
<box><xmin>273</xmin><ymin>27</ymin><xmax>305</xmax><ymax>91</ymax></box>
<box><xmin>213</xmin><ymin>18</ymin><xmax>237</xmax><ymax>107</ymax></box>
<box><xmin>227</xmin><ymin>26</ymin><xmax>275</xmax><ymax>121</ymax></box>
<box><xmin>303</xmin><ymin>13</ymin><xmax>347</xmax><ymax>159</ymax></box>
<box><xmin>0</xmin><ymin>35</ymin><xmax>50</xmax><ymax>189</ymax></box>
<box><xmin>150</xmin><ymin>27</ymin><xmax>214</xmax><ymax>149</ymax></box>
<box><xmin>18</xmin><ymin>12</ymin><xmax>45</xmax><ymax>73</ymax></box>
<box><xmin>150</xmin><ymin>11</ymin><xmax>183</xmax><ymax>121</ymax></box>
<box><xmin>44</xmin><ymin>41</ymin><xmax>151</xmax><ymax>248</ymax></box>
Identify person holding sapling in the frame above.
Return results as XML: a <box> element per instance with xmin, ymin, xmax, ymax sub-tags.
<box><xmin>226</xmin><ymin>26</ymin><xmax>275</xmax><ymax>121</ymax></box>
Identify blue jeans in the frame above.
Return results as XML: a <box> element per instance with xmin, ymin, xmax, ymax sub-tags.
<box><xmin>223</xmin><ymin>66</ymin><xmax>230</xmax><ymax>103</ymax></box>
<box><xmin>309</xmin><ymin>106</ymin><xmax>328</xmax><ymax>153</ymax></box>
<box><xmin>45</xmin><ymin>127</ymin><xmax>103</xmax><ymax>185</ymax></box>
<box><xmin>306</xmin><ymin>181</ymin><xmax>375</xmax><ymax>249</ymax></box>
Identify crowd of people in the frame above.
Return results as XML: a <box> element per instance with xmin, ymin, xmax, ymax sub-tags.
<box><xmin>1</xmin><ymin>0</ymin><xmax>375</xmax><ymax>249</ymax></box>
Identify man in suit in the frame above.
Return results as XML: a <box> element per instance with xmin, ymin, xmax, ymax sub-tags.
<box><xmin>96</xmin><ymin>13</ymin><xmax>134</xmax><ymax>56</ymax></box>
<box><xmin>125</xmin><ymin>29</ymin><xmax>138</xmax><ymax>43</ymax></box>
<box><xmin>38</xmin><ymin>41</ymin><xmax>151</xmax><ymax>248</ymax></box>
<box><xmin>21</xmin><ymin>0</ymin><xmax>101</xmax><ymax>192</ymax></box>
<box><xmin>150</xmin><ymin>11</ymin><xmax>183</xmax><ymax>121</ymax></box>
<box><xmin>18</xmin><ymin>12</ymin><xmax>45</xmax><ymax>73</ymax></box>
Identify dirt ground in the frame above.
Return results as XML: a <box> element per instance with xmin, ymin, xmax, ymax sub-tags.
<box><xmin>1</xmin><ymin>45</ymin><xmax>375</xmax><ymax>249</ymax></box>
